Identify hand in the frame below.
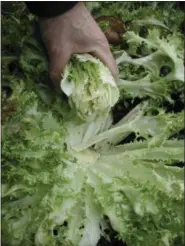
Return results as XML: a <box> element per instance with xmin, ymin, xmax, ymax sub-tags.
<box><xmin>39</xmin><ymin>2</ymin><xmax>118</xmax><ymax>90</ymax></box>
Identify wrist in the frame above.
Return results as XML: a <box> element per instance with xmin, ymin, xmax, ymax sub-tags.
<box><xmin>39</xmin><ymin>2</ymin><xmax>93</xmax><ymax>42</ymax></box>
<box><xmin>39</xmin><ymin>2</ymin><xmax>86</xmax><ymax>22</ymax></box>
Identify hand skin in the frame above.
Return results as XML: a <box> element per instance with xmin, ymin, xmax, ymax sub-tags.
<box><xmin>39</xmin><ymin>2</ymin><xmax>118</xmax><ymax>90</ymax></box>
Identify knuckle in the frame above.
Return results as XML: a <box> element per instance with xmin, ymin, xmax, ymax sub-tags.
<box><xmin>50</xmin><ymin>71</ymin><xmax>58</xmax><ymax>84</ymax></box>
<box><xmin>49</xmin><ymin>69</ymin><xmax>61</xmax><ymax>89</ymax></box>
<box><xmin>49</xmin><ymin>64</ymin><xmax>59</xmax><ymax>81</ymax></box>
<box><xmin>96</xmin><ymin>39</ymin><xmax>110</xmax><ymax>51</ymax></box>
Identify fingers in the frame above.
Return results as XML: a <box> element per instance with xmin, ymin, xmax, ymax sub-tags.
<box><xmin>49</xmin><ymin>49</ymin><xmax>71</xmax><ymax>91</ymax></box>
<box><xmin>92</xmin><ymin>44</ymin><xmax>119</xmax><ymax>81</ymax></box>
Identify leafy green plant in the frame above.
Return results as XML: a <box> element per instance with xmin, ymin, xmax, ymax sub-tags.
<box><xmin>2</xmin><ymin>2</ymin><xmax>184</xmax><ymax>246</ymax></box>
<box><xmin>61</xmin><ymin>54</ymin><xmax>119</xmax><ymax>121</ymax></box>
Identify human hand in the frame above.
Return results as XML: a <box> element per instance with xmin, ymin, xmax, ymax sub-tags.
<box><xmin>39</xmin><ymin>2</ymin><xmax>118</xmax><ymax>90</ymax></box>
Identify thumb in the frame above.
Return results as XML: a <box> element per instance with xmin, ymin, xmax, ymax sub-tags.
<box><xmin>49</xmin><ymin>49</ymin><xmax>72</xmax><ymax>91</ymax></box>
<box><xmin>92</xmin><ymin>45</ymin><xmax>119</xmax><ymax>81</ymax></box>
